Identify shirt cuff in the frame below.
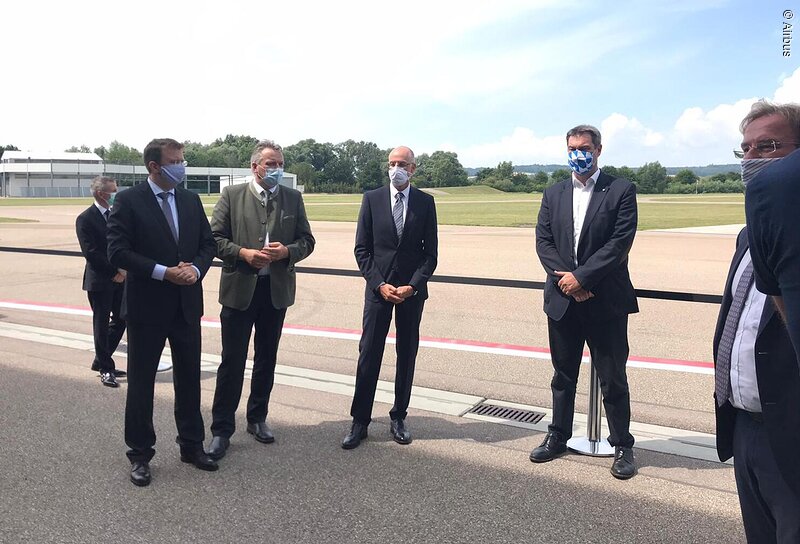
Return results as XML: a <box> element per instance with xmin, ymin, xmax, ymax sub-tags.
<box><xmin>152</xmin><ymin>264</ymin><xmax>167</xmax><ymax>281</ymax></box>
<box><xmin>191</xmin><ymin>265</ymin><xmax>201</xmax><ymax>280</ymax></box>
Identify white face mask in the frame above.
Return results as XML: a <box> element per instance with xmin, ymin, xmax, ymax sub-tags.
<box><xmin>741</xmin><ymin>157</ymin><xmax>781</xmax><ymax>186</ymax></box>
<box><xmin>388</xmin><ymin>166</ymin><xmax>410</xmax><ymax>187</ymax></box>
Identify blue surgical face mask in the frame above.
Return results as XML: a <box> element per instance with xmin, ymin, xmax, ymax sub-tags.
<box><xmin>259</xmin><ymin>166</ymin><xmax>283</xmax><ymax>188</ymax></box>
<box><xmin>160</xmin><ymin>163</ymin><xmax>186</xmax><ymax>187</ymax></box>
<box><xmin>568</xmin><ymin>150</ymin><xmax>594</xmax><ymax>175</ymax></box>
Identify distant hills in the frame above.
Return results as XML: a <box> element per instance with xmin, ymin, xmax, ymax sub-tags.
<box><xmin>464</xmin><ymin>164</ymin><xmax>742</xmax><ymax>177</ymax></box>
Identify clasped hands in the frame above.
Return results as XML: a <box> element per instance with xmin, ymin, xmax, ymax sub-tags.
<box><xmin>165</xmin><ymin>262</ymin><xmax>199</xmax><ymax>286</ymax></box>
<box><xmin>240</xmin><ymin>243</ymin><xmax>290</xmax><ymax>269</ymax></box>
<box><xmin>554</xmin><ymin>271</ymin><xmax>594</xmax><ymax>303</ymax></box>
<box><xmin>379</xmin><ymin>283</ymin><xmax>414</xmax><ymax>304</ymax></box>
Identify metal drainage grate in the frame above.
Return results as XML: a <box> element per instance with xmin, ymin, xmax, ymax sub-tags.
<box><xmin>465</xmin><ymin>402</ymin><xmax>546</xmax><ymax>424</ymax></box>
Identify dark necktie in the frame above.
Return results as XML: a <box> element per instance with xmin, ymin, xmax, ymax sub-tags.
<box><xmin>103</xmin><ymin>209</ymin><xmax>110</xmax><ymax>222</ymax></box>
<box><xmin>715</xmin><ymin>260</ymin><xmax>754</xmax><ymax>407</ymax></box>
<box><xmin>393</xmin><ymin>193</ymin><xmax>404</xmax><ymax>239</ymax></box>
<box><xmin>157</xmin><ymin>192</ymin><xmax>178</xmax><ymax>242</ymax></box>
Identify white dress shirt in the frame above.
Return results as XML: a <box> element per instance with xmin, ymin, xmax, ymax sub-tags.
<box><xmin>252</xmin><ymin>178</ymin><xmax>279</xmax><ymax>276</ymax></box>
<box><xmin>571</xmin><ymin>168</ymin><xmax>601</xmax><ymax>266</ymax></box>
<box><xmin>728</xmin><ymin>250</ymin><xmax>766</xmax><ymax>412</ymax></box>
<box><xmin>389</xmin><ymin>182</ymin><xmax>410</xmax><ymax>224</ymax></box>
<box><xmin>93</xmin><ymin>200</ymin><xmax>110</xmax><ymax>219</ymax></box>
<box><xmin>147</xmin><ymin>179</ymin><xmax>199</xmax><ymax>281</ymax></box>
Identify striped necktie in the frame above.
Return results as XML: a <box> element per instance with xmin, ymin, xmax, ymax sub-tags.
<box><xmin>157</xmin><ymin>192</ymin><xmax>178</xmax><ymax>242</ymax></box>
<box><xmin>393</xmin><ymin>192</ymin><xmax>404</xmax><ymax>239</ymax></box>
<box><xmin>715</xmin><ymin>260</ymin><xmax>754</xmax><ymax>407</ymax></box>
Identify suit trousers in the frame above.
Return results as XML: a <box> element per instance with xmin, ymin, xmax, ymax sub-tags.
<box><xmin>350</xmin><ymin>294</ymin><xmax>425</xmax><ymax>425</ymax></box>
<box><xmin>87</xmin><ymin>285</ymin><xmax>125</xmax><ymax>372</ymax></box>
<box><xmin>733</xmin><ymin>410</ymin><xmax>800</xmax><ymax>543</ymax></box>
<box><xmin>546</xmin><ymin>305</ymin><xmax>634</xmax><ymax>447</ymax></box>
<box><xmin>124</xmin><ymin>308</ymin><xmax>205</xmax><ymax>463</ymax></box>
<box><xmin>211</xmin><ymin>276</ymin><xmax>287</xmax><ymax>438</ymax></box>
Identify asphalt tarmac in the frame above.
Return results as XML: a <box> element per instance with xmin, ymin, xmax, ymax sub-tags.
<box><xmin>0</xmin><ymin>205</ymin><xmax>746</xmax><ymax>542</ymax></box>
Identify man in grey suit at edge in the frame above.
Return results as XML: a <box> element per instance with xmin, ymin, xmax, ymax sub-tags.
<box><xmin>207</xmin><ymin>140</ymin><xmax>315</xmax><ymax>461</ymax></box>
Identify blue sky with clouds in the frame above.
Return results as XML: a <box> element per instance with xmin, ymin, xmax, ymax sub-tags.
<box><xmin>2</xmin><ymin>0</ymin><xmax>798</xmax><ymax>167</ymax></box>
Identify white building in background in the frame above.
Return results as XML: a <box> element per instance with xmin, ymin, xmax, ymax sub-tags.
<box><xmin>0</xmin><ymin>151</ymin><xmax>296</xmax><ymax>197</ymax></box>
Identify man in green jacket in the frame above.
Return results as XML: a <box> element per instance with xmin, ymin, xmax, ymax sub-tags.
<box><xmin>207</xmin><ymin>140</ymin><xmax>315</xmax><ymax>460</ymax></box>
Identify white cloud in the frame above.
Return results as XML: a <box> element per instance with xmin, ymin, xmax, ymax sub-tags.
<box><xmin>451</xmin><ymin>67</ymin><xmax>800</xmax><ymax>168</ymax></box>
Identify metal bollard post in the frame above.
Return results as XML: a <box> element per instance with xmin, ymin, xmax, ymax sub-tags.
<box><xmin>567</xmin><ymin>360</ymin><xmax>614</xmax><ymax>457</ymax></box>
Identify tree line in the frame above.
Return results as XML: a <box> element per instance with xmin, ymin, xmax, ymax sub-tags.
<box><xmin>2</xmin><ymin>138</ymin><xmax>743</xmax><ymax>194</ymax></box>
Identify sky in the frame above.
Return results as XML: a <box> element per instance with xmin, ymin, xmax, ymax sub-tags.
<box><xmin>2</xmin><ymin>0</ymin><xmax>798</xmax><ymax>168</ymax></box>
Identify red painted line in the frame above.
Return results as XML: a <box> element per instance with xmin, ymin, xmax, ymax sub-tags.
<box><xmin>2</xmin><ymin>298</ymin><xmax>715</xmax><ymax>369</ymax></box>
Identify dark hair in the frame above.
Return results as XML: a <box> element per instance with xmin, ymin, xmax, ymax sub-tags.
<box><xmin>143</xmin><ymin>138</ymin><xmax>184</xmax><ymax>172</ymax></box>
<box><xmin>566</xmin><ymin>125</ymin><xmax>602</xmax><ymax>147</ymax></box>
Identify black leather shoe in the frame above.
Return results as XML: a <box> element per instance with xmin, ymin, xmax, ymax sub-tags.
<box><xmin>390</xmin><ymin>419</ymin><xmax>412</xmax><ymax>445</ymax></box>
<box><xmin>100</xmin><ymin>371</ymin><xmax>119</xmax><ymax>388</ymax></box>
<box><xmin>112</xmin><ymin>369</ymin><xmax>127</xmax><ymax>378</ymax></box>
<box><xmin>91</xmin><ymin>362</ymin><xmax>100</xmax><ymax>372</ymax></box>
<box><xmin>180</xmin><ymin>450</ymin><xmax>219</xmax><ymax>472</ymax></box>
<box><xmin>529</xmin><ymin>432</ymin><xmax>567</xmax><ymax>463</ymax></box>
<box><xmin>610</xmin><ymin>446</ymin><xmax>636</xmax><ymax>480</ymax></box>
<box><xmin>247</xmin><ymin>421</ymin><xmax>275</xmax><ymax>444</ymax></box>
<box><xmin>341</xmin><ymin>422</ymin><xmax>368</xmax><ymax>450</ymax></box>
<box><xmin>208</xmin><ymin>436</ymin><xmax>230</xmax><ymax>461</ymax></box>
<box><xmin>130</xmin><ymin>461</ymin><xmax>151</xmax><ymax>487</ymax></box>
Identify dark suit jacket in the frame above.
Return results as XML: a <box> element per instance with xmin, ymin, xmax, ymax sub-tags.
<box><xmin>535</xmin><ymin>171</ymin><xmax>639</xmax><ymax>321</ymax></box>
<box><xmin>76</xmin><ymin>204</ymin><xmax>117</xmax><ymax>291</ymax></box>
<box><xmin>107</xmin><ymin>182</ymin><xmax>216</xmax><ymax>326</ymax></box>
<box><xmin>713</xmin><ymin>227</ymin><xmax>800</xmax><ymax>494</ymax></box>
<box><xmin>354</xmin><ymin>185</ymin><xmax>437</xmax><ymax>301</ymax></box>
<box><xmin>211</xmin><ymin>182</ymin><xmax>315</xmax><ymax>311</ymax></box>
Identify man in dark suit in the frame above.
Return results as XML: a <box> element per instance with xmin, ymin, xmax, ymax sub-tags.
<box><xmin>718</xmin><ymin>101</ymin><xmax>800</xmax><ymax>542</ymax></box>
<box><xmin>76</xmin><ymin>176</ymin><xmax>127</xmax><ymax>388</ymax></box>
<box><xmin>532</xmin><ymin>125</ymin><xmax>639</xmax><ymax>479</ymax></box>
<box><xmin>206</xmin><ymin>140</ymin><xmax>315</xmax><ymax>460</ymax></box>
<box><xmin>108</xmin><ymin>138</ymin><xmax>218</xmax><ymax>487</ymax></box>
<box><xmin>342</xmin><ymin>146</ymin><xmax>438</xmax><ymax>449</ymax></box>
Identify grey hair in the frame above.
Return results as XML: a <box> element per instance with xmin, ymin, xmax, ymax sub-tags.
<box><xmin>90</xmin><ymin>176</ymin><xmax>116</xmax><ymax>196</ymax></box>
<box><xmin>740</xmin><ymin>99</ymin><xmax>800</xmax><ymax>140</ymax></box>
<box><xmin>250</xmin><ymin>140</ymin><xmax>283</xmax><ymax>165</ymax></box>
<box><xmin>566</xmin><ymin>125</ymin><xmax>602</xmax><ymax>147</ymax></box>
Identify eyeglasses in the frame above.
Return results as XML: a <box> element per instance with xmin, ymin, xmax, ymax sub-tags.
<box><xmin>733</xmin><ymin>139</ymin><xmax>799</xmax><ymax>159</ymax></box>
<box><xmin>388</xmin><ymin>161</ymin><xmax>410</xmax><ymax>168</ymax></box>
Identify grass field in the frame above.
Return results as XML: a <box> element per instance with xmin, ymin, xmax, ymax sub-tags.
<box><xmin>0</xmin><ymin>217</ymin><xmax>37</xmax><ymax>223</ymax></box>
<box><xmin>1</xmin><ymin>189</ymin><xmax>746</xmax><ymax>230</ymax></box>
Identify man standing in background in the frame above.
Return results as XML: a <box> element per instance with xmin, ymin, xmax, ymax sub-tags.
<box><xmin>76</xmin><ymin>175</ymin><xmax>127</xmax><ymax>388</ymax></box>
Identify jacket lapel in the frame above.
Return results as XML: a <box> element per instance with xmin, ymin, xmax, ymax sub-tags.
<box><xmin>558</xmin><ymin>181</ymin><xmax>575</xmax><ymax>268</ymax></box>
<box><xmin>142</xmin><ymin>183</ymin><xmax>178</xmax><ymax>247</ymax></box>
<box><xmin>577</xmin><ymin>171</ymin><xmax>611</xmax><ymax>249</ymax></box>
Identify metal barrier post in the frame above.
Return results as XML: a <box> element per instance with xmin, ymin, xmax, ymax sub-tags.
<box><xmin>567</xmin><ymin>360</ymin><xmax>614</xmax><ymax>457</ymax></box>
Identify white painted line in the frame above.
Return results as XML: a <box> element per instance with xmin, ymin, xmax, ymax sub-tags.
<box><xmin>0</xmin><ymin>300</ymin><xmax>715</xmax><ymax>375</ymax></box>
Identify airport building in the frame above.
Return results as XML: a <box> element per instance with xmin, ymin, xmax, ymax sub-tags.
<box><xmin>0</xmin><ymin>151</ymin><xmax>297</xmax><ymax>197</ymax></box>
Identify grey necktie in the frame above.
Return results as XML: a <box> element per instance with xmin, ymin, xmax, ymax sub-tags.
<box><xmin>393</xmin><ymin>192</ymin><xmax>404</xmax><ymax>239</ymax></box>
<box><xmin>157</xmin><ymin>192</ymin><xmax>178</xmax><ymax>242</ymax></box>
<box><xmin>715</xmin><ymin>260</ymin><xmax>754</xmax><ymax>407</ymax></box>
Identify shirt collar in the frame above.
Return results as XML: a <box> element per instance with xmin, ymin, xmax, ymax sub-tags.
<box><xmin>252</xmin><ymin>177</ymin><xmax>279</xmax><ymax>198</ymax></box>
<box><xmin>572</xmin><ymin>167</ymin><xmax>601</xmax><ymax>189</ymax></box>
<box><xmin>147</xmin><ymin>178</ymin><xmax>175</xmax><ymax>196</ymax></box>
<box><xmin>389</xmin><ymin>182</ymin><xmax>410</xmax><ymax>200</ymax></box>
<box><xmin>93</xmin><ymin>201</ymin><xmax>109</xmax><ymax>214</ymax></box>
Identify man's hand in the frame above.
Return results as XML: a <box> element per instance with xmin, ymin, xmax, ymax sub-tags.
<box><xmin>379</xmin><ymin>283</ymin><xmax>404</xmax><ymax>304</ymax></box>
<box><xmin>263</xmin><ymin>242</ymin><xmax>289</xmax><ymax>262</ymax></box>
<box><xmin>572</xmin><ymin>288</ymin><xmax>595</xmax><ymax>303</ymax></box>
<box><xmin>239</xmin><ymin>248</ymin><xmax>270</xmax><ymax>269</ymax></box>
<box><xmin>112</xmin><ymin>269</ymin><xmax>126</xmax><ymax>283</ymax></box>
<box><xmin>394</xmin><ymin>286</ymin><xmax>414</xmax><ymax>300</ymax></box>
<box><xmin>555</xmin><ymin>271</ymin><xmax>582</xmax><ymax>296</ymax></box>
<box><xmin>164</xmin><ymin>264</ymin><xmax>197</xmax><ymax>286</ymax></box>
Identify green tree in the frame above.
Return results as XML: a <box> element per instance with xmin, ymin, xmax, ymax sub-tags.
<box><xmin>616</xmin><ymin>166</ymin><xmax>639</xmax><ymax>185</ymax></box>
<box><xmin>65</xmin><ymin>145</ymin><xmax>91</xmax><ymax>153</ymax></box>
<box><xmin>531</xmin><ymin>171</ymin><xmax>550</xmax><ymax>192</ymax></box>
<box><xmin>427</xmin><ymin>151</ymin><xmax>468</xmax><ymax>187</ymax></box>
<box><xmin>93</xmin><ymin>146</ymin><xmax>106</xmax><ymax>159</ymax></box>
<box><xmin>550</xmin><ymin>168</ymin><xmax>571</xmax><ymax>182</ymax></box>
<box><xmin>636</xmin><ymin>162</ymin><xmax>667</xmax><ymax>194</ymax></box>
<box><xmin>104</xmin><ymin>141</ymin><xmax>143</xmax><ymax>164</ymax></box>
<box><xmin>673</xmin><ymin>168</ymin><xmax>699</xmax><ymax>185</ymax></box>
<box><xmin>0</xmin><ymin>144</ymin><xmax>19</xmax><ymax>160</ymax></box>
<box><xmin>286</xmin><ymin>161</ymin><xmax>318</xmax><ymax>190</ymax></box>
